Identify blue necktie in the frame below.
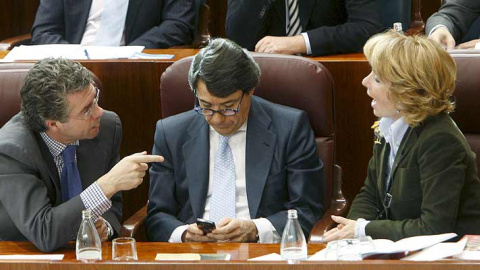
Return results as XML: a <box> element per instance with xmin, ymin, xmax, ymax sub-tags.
<box><xmin>60</xmin><ymin>145</ymin><xmax>83</xmax><ymax>202</ymax></box>
<box><xmin>210</xmin><ymin>136</ymin><xmax>236</xmax><ymax>223</ymax></box>
<box><xmin>95</xmin><ymin>0</ymin><xmax>129</xmax><ymax>46</ymax></box>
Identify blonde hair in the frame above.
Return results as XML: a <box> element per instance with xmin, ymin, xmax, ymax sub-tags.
<box><xmin>363</xmin><ymin>30</ymin><xmax>456</xmax><ymax>127</ymax></box>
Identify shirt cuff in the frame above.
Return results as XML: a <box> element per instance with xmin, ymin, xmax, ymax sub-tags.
<box><xmin>301</xmin><ymin>32</ymin><xmax>312</xmax><ymax>55</ymax></box>
<box><xmin>428</xmin><ymin>24</ymin><xmax>448</xmax><ymax>36</ymax></box>
<box><xmin>354</xmin><ymin>218</ymin><xmax>370</xmax><ymax>238</ymax></box>
<box><xmin>80</xmin><ymin>182</ymin><xmax>112</xmax><ymax>221</ymax></box>
<box><xmin>252</xmin><ymin>218</ymin><xmax>279</xmax><ymax>243</ymax></box>
<box><xmin>169</xmin><ymin>224</ymin><xmax>188</xmax><ymax>243</ymax></box>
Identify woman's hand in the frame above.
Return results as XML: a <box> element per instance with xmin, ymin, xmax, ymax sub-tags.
<box><xmin>322</xmin><ymin>215</ymin><xmax>356</xmax><ymax>242</ymax></box>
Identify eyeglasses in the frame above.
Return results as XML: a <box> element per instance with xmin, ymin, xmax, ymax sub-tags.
<box><xmin>194</xmin><ymin>94</ymin><xmax>244</xmax><ymax>116</ymax></box>
<box><xmin>69</xmin><ymin>87</ymin><xmax>100</xmax><ymax>120</ymax></box>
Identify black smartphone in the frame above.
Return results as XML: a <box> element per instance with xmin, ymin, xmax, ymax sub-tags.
<box><xmin>196</xmin><ymin>218</ymin><xmax>216</xmax><ymax>234</ymax></box>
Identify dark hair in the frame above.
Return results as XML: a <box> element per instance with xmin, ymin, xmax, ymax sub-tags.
<box><xmin>20</xmin><ymin>58</ymin><xmax>92</xmax><ymax>132</ymax></box>
<box><xmin>188</xmin><ymin>38</ymin><xmax>261</xmax><ymax>97</ymax></box>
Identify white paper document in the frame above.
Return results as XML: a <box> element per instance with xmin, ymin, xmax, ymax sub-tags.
<box><xmin>2</xmin><ymin>45</ymin><xmax>145</xmax><ymax>61</ymax></box>
<box><xmin>0</xmin><ymin>254</ymin><xmax>64</xmax><ymax>260</ymax></box>
<box><xmin>402</xmin><ymin>238</ymin><xmax>467</xmax><ymax>261</ymax></box>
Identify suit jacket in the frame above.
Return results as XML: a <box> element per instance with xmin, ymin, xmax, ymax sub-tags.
<box><xmin>146</xmin><ymin>96</ymin><xmax>324</xmax><ymax>241</ymax></box>
<box><xmin>225</xmin><ymin>0</ymin><xmax>382</xmax><ymax>56</ymax></box>
<box><xmin>31</xmin><ymin>0</ymin><xmax>195</xmax><ymax>49</ymax></box>
<box><xmin>0</xmin><ymin>111</ymin><xmax>122</xmax><ymax>252</ymax></box>
<box><xmin>348</xmin><ymin>113</ymin><xmax>480</xmax><ymax>241</ymax></box>
<box><xmin>426</xmin><ymin>0</ymin><xmax>480</xmax><ymax>43</ymax></box>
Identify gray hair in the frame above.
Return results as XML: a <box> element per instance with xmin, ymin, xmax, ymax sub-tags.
<box><xmin>188</xmin><ymin>38</ymin><xmax>261</xmax><ymax>97</ymax></box>
<box><xmin>21</xmin><ymin>58</ymin><xmax>92</xmax><ymax>132</ymax></box>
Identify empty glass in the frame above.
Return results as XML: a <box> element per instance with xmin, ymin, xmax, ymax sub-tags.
<box><xmin>112</xmin><ymin>237</ymin><xmax>138</xmax><ymax>261</ymax></box>
<box><xmin>324</xmin><ymin>236</ymin><xmax>374</xmax><ymax>261</ymax></box>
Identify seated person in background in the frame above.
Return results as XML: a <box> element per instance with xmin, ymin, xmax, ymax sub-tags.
<box><xmin>225</xmin><ymin>0</ymin><xmax>382</xmax><ymax>56</ymax></box>
<box><xmin>426</xmin><ymin>0</ymin><xmax>480</xmax><ymax>49</ymax></box>
<box><xmin>323</xmin><ymin>31</ymin><xmax>480</xmax><ymax>242</ymax></box>
<box><xmin>146</xmin><ymin>38</ymin><xmax>324</xmax><ymax>243</ymax></box>
<box><xmin>0</xmin><ymin>58</ymin><xmax>163</xmax><ymax>252</ymax></box>
<box><xmin>31</xmin><ymin>0</ymin><xmax>195</xmax><ymax>48</ymax></box>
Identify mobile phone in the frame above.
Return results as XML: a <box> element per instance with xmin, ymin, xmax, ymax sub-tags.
<box><xmin>196</xmin><ymin>218</ymin><xmax>216</xmax><ymax>234</ymax></box>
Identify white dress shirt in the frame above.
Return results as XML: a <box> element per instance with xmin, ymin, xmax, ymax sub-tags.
<box><xmin>80</xmin><ymin>0</ymin><xmax>127</xmax><ymax>46</ymax></box>
<box><xmin>169</xmin><ymin>120</ymin><xmax>280</xmax><ymax>243</ymax></box>
<box><xmin>355</xmin><ymin>117</ymin><xmax>409</xmax><ymax>237</ymax></box>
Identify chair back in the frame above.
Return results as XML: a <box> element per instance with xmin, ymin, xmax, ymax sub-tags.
<box><xmin>0</xmin><ymin>62</ymin><xmax>103</xmax><ymax>128</ymax></box>
<box><xmin>0</xmin><ymin>63</ymin><xmax>33</xmax><ymax>127</ymax></box>
<box><xmin>160</xmin><ymin>53</ymin><xmax>336</xmax><ymax>209</ymax></box>
<box><xmin>451</xmin><ymin>55</ymin><xmax>480</xmax><ymax>177</ymax></box>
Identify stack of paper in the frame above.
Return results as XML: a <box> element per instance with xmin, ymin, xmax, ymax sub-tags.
<box><xmin>1</xmin><ymin>45</ymin><xmax>145</xmax><ymax>61</ymax></box>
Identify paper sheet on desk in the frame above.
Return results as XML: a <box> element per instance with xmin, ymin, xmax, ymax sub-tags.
<box><xmin>402</xmin><ymin>238</ymin><xmax>467</xmax><ymax>261</ymax></box>
<box><xmin>1</xmin><ymin>45</ymin><xmax>144</xmax><ymax>61</ymax></box>
<box><xmin>0</xmin><ymin>254</ymin><xmax>64</xmax><ymax>260</ymax></box>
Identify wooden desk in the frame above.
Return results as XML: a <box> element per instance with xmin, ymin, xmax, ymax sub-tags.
<box><xmin>0</xmin><ymin>50</ymin><xmax>375</xmax><ymax>233</ymax></box>
<box><xmin>1</xmin><ymin>241</ymin><xmax>479</xmax><ymax>270</ymax></box>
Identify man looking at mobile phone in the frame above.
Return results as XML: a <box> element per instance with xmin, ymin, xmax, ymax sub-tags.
<box><xmin>146</xmin><ymin>38</ymin><xmax>324</xmax><ymax>243</ymax></box>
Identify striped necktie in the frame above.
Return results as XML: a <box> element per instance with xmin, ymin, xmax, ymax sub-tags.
<box><xmin>287</xmin><ymin>0</ymin><xmax>302</xmax><ymax>36</ymax></box>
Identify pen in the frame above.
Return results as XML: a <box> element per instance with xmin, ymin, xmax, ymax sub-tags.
<box><xmin>84</xmin><ymin>49</ymin><xmax>90</xmax><ymax>60</ymax></box>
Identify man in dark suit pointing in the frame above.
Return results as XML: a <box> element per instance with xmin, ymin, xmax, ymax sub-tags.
<box><xmin>0</xmin><ymin>58</ymin><xmax>163</xmax><ymax>251</ymax></box>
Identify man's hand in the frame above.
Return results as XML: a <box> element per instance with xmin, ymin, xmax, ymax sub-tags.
<box><xmin>97</xmin><ymin>151</ymin><xmax>164</xmax><ymax>198</ymax></box>
<box><xmin>322</xmin><ymin>215</ymin><xmax>356</xmax><ymax>242</ymax></box>
<box><xmin>95</xmin><ymin>217</ymin><xmax>108</xmax><ymax>242</ymax></box>
<box><xmin>182</xmin><ymin>223</ymin><xmax>216</xmax><ymax>242</ymax></box>
<box><xmin>456</xmin><ymin>39</ymin><xmax>480</xmax><ymax>49</ymax></box>
<box><xmin>208</xmin><ymin>218</ymin><xmax>258</xmax><ymax>242</ymax></box>
<box><xmin>428</xmin><ymin>26</ymin><xmax>455</xmax><ymax>49</ymax></box>
<box><xmin>255</xmin><ymin>35</ymin><xmax>307</xmax><ymax>55</ymax></box>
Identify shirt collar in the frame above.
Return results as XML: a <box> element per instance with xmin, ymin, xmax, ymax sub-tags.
<box><xmin>39</xmin><ymin>132</ymin><xmax>80</xmax><ymax>158</ymax></box>
<box><xmin>379</xmin><ymin>117</ymin><xmax>409</xmax><ymax>152</ymax></box>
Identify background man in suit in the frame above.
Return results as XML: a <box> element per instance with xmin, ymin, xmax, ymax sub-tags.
<box><xmin>225</xmin><ymin>0</ymin><xmax>382</xmax><ymax>56</ymax></box>
<box><xmin>0</xmin><ymin>58</ymin><xmax>163</xmax><ymax>252</ymax></box>
<box><xmin>31</xmin><ymin>0</ymin><xmax>195</xmax><ymax>48</ymax></box>
<box><xmin>426</xmin><ymin>0</ymin><xmax>480</xmax><ymax>49</ymax></box>
<box><xmin>146</xmin><ymin>38</ymin><xmax>324</xmax><ymax>243</ymax></box>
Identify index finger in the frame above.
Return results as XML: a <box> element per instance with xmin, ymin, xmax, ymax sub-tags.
<box><xmin>129</xmin><ymin>154</ymin><xmax>164</xmax><ymax>163</ymax></box>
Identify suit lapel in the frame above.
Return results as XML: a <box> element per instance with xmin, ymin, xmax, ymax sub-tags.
<box><xmin>183</xmin><ymin>115</ymin><xmax>210</xmax><ymax>219</ymax></box>
<box><xmin>273</xmin><ymin>0</ymin><xmax>287</xmax><ymax>34</ymax></box>
<box><xmin>298</xmin><ymin>0</ymin><xmax>314</xmax><ymax>30</ymax></box>
<box><xmin>390</xmin><ymin>127</ymin><xmax>418</xmax><ymax>180</ymax></box>
<box><xmin>376</xmin><ymin>139</ymin><xmax>389</xmax><ymax>197</ymax></box>
<box><xmin>125</xmin><ymin>0</ymin><xmax>146</xmax><ymax>42</ymax></box>
<box><xmin>67</xmin><ymin>0</ymin><xmax>93</xmax><ymax>43</ymax></box>
<box><xmin>245</xmin><ymin>98</ymin><xmax>277</xmax><ymax>218</ymax></box>
<box><xmin>35</xmin><ymin>133</ymin><xmax>62</xmax><ymax>203</ymax></box>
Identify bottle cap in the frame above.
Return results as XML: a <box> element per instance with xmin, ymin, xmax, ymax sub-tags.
<box><xmin>82</xmin><ymin>209</ymin><xmax>92</xmax><ymax>219</ymax></box>
<box><xmin>393</xmin><ymin>22</ymin><xmax>403</xmax><ymax>32</ymax></box>
<box><xmin>287</xmin><ymin>209</ymin><xmax>298</xmax><ymax>219</ymax></box>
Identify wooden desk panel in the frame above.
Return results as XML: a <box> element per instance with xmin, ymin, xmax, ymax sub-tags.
<box><xmin>2</xmin><ymin>242</ymin><xmax>480</xmax><ymax>270</ymax></box>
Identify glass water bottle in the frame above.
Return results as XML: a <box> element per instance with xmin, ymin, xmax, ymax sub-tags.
<box><xmin>280</xmin><ymin>209</ymin><xmax>307</xmax><ymax>261</ymax></box>
<box><xmin>76</xmin><ymin>209</ymin><xmax>102</xmax><ymax>261</ymax></box>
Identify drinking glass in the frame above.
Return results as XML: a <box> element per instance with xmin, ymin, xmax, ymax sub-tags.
<box><xmin>112</xmin><ymin>237</ymin><xmax>138</xmax><ymax>260</ymax></box>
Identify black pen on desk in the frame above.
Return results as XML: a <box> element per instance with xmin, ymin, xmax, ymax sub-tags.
<box><xmin>84</xmin><ymin>49</ymin><xmax>90</xmax><ymax>60</ymax></box>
